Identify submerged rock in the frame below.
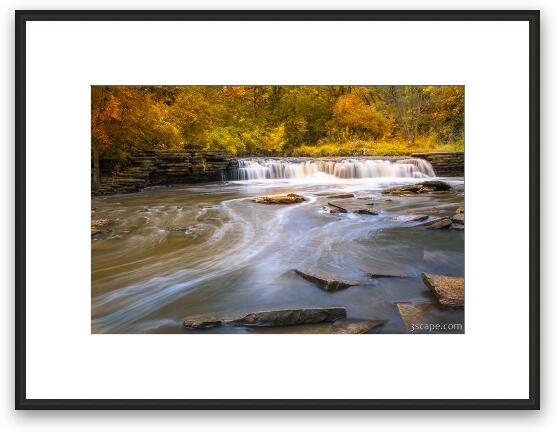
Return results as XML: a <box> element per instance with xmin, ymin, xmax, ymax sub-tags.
<box><xmin>253</xmin><ymin>193</ymin><xmax>305</xmax><ymax>204</ymax></box>
<box><xmin>294</xmin><ymin>269</ymin><xmax>359</xmax><ymax>291</ymax></box>
<box><xmin>421</xmin><ymin>273</ymin><xmax>464</xmax><ymax>309</ymax></box>
<box><xmin>369</xmin><ymin>272</ymin><xmax>413</xmax><ymax>279</ymax></box>
<box><xmin>225</xmin><ymin>307</ymin><xmax>346</xmax><ymax>327</ymax></box>
<box><xmin>164</xmin><ymin>226</ymin><xmax>197</xmax><ymax>233</ymax></box>
<box><xmin>329</xmin><ymin>319</ymin><xmax>385</xmax><ymax>334</ymax></box>
<box><xmin>451</xmin><ymin>224</ymin><xmax>465</xmax><ymax>231</ymax></box>
<box><xmin>456</xmin><ymin>206</ymin><xmax>464</xmax><ymax>214</ymax></box>
<box><xmin>382</xmin><ymin>180</ymin><xmax>453</xmax><ymax>196</ymax></box>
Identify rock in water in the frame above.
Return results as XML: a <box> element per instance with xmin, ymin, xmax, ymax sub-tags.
<box><xmin>91</xmin><ymin>218</ymin><xmax>110</xmax><ymax>236</ymax></box>
<box><xmin>416</xmin><ymin>216</ymin><xmax>452</xmax><ymax>229</ymax></box>
<box><xmin>326</xmin><ymin>193</ymin><xmax>355</xmax><ymax>199</ymax></box>
<box><xmin>382</xmin><ymin>180</ymin><xmax>453</xmax><ymax>196</ymax></box>
<box><xmin>397</xmin><ymin>302</ymin><xmax>434</xmax><ymax>330</ymax></box>
<box><xmin>396</xmin><ymin>214</ymin><xmax>429</xmax><ymax>223</ymax></box>
<box><xmin>294</xmin><ymin>269</ymin><xmax>359</xmax><ymax>291</ymax></box>
<box><xmin>225</xmin><ymin>307</ymin><xmax>346</xmax><ymax>327</ymax></box>
<box><xmin>331</xmin><ymin>319</ymin><xmax>385</xmax><ymax>334</ymax></box>
<box><xmin>324</xmin><ymin>203</ymin><xmax>348</xmax><ymax>213</ymax></box>
<box><xmin>253</xmin><ymin>193</ymin><xmax>305</xmax><ymax>204</ymax></box>
<box><xmin>421</xmin><ymin>273</ymin><xmax>464</xmax><ymax>309</ymax></box>
<box><xmin>183</xmin><ymin>314</ymin><xmax>224</xmax><ymax>329</ymax></box>
<box><xmin>355</xmin><ymin>208</ymin><xmax>379</xmax><ymax>215</ymax></box>
<box><xmin>323</xmin><ymin>205</ymin><xmax>346</xmax><ymax>214</ymax></box>
<box><xmin>456</xmin><ymin>206</ymin><xmax>464</xmax><ymax>214</ymax></box>
<box><xmin>451</xmin><ymin>213</ymin><xmax>464</xmax><ymax>225</ymax></box>
<box><xmin>426</xmin><ymin>218</ymin><xmax>453</xmax><ymax>230</ymax></box>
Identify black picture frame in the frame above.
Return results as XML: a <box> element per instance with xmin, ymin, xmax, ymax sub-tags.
<box><xmin>15</xmin><ymin>9</ymin><xmax>540</xmax><ymax>410</ymax></box>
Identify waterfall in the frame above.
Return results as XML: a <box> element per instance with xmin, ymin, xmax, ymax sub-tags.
<box><xmin>228</xmin><ymin>158</ymin><xmax>436</xmax><ymax>180</ymax></box>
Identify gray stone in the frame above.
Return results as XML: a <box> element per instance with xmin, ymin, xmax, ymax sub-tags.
<box><xmin>294</xmin><ymin>269</ymin><xmax>359</xmax><ymax>291</ymax></box>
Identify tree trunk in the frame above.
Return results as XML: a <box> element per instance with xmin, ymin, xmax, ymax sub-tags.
<box><xmin>92</xmin><ymin>147</ymin><xmax>101</xmax><ymax>190</ymax></box>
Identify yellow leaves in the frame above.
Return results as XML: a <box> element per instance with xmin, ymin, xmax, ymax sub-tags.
<box><xmin>333</xmin><ymin>94</ymin><xmax>391</xmax><ymax>138</ymax></box>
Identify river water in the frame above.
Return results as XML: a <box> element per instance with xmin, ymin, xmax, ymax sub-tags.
<box><xmin>91</xmin><ymin>158</ymin><xmax>464</xmax><ymax>334</ymax></box>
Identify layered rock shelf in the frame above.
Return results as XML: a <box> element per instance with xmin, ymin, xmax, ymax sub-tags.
<box><xmin>411</xmin><ymin>152</ymin><xmax>464</xmax><ymax>177</ymax></box>
<box><xmin>93</xmin><ymin>150</ymin><xmax>238</xmax><ymax>195</ymax></box>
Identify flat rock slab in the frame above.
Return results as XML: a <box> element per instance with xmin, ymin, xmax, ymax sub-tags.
<box><xmin>253</xmin><ymin>193</ymin><xmax>305</xmax><ymax>204</ymax></box>
<box><xmin>355</xmin><ymin>208</ymin><xmax>380</xmax><ymax>215</ymax></box>
<box><xmin>326</xmin><ymin>193</ymin><xmax>355</xmax><ymax>199</ymax></box>
<box><xmin>382</xmin><ymin>180</ymin><xmax>453</xmax><ymax>196</ymax></box>
<box><xmin>295</xmin><ymin>269</ymin><xmax>360</xmax><ymax>291</ymax></box>
<box><xmin>225</xmin><ymin>307</ymin><xmax>347</xmax><ymax>327</ymax></box>
<box><xmin>327</xmin><ymin>198</ymin><xmax>378</xmax><ymax>214</ymax></box>
<box><xmin>238</xmin><ymin>319</ymin><xmax>385</xmax><ymax>334</ymax></box>
<box><xmin>183</xmin><ymin>314</ymin><xmax>223</xmax><ymax>329</ymax></box>
<box><xmin>422</xmin><ymin>273</ymin><xmax>464</xmax><ymax>309</ymax></box>
<box><xmin>416</xmin><ymin>216</ymin><xmax>452</xmax><ymax>229</ymax></box>
<box><xmin>397</xmin><ymin>302</ymin><xmax>434</xmax><ymax>329</ymax></box>
<box><xmin>183</xmin><ymin>307</ymin><xmax>347</xmax><ymax>329</ymax></box>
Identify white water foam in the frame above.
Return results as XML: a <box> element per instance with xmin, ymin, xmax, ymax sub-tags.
<box><xmin>229</xmin><ymin>158</ymin><xmax>435</xmax><ymax>181</ymax></box>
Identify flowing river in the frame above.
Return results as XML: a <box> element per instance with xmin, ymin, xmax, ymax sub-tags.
<box><xmin>91</xmin><ymin>158</ymin><xmax>464</xmax><ymax>334</ymax></box>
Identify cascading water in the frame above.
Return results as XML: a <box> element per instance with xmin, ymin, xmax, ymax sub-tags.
<box><xmin>228</xmin><ymin>158</ymin><xmax>436</xmax><ymax>180</ymax></box>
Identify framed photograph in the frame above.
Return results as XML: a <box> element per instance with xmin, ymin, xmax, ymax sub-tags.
<box><xmin>15</xmin><ymin>10</ymin><xmax>539</xmax><ymax>409</ymax></box>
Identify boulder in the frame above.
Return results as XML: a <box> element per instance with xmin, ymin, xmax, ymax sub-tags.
<box><xmin>225</xmin><ymin>307</ymin><xmax>346</xmax><ymax>327</ymax></box>
<box><xmin>253</xmin><ymin>193</ymin><xmax>305</xmax><ymax>204</ymax></box>
<box><xmin>382</xmin><ymin>180</ymin><xmax>453</xmax><ymax>196</ymax></box>
<box><xmin>294</xmin><ymin>269</ymin><xmax>359</xmax><ymax>291</ymax></box>
<box><xmin>421</xmin><ymin>273</ymin><xmax>464</xmax><ymax>309</ymax></box>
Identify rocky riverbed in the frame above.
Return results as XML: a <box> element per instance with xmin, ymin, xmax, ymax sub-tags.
<box><xmin>91</xmin><ymin>174</ymin><xmax>464</xmax><ymax>334</ymax></box>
